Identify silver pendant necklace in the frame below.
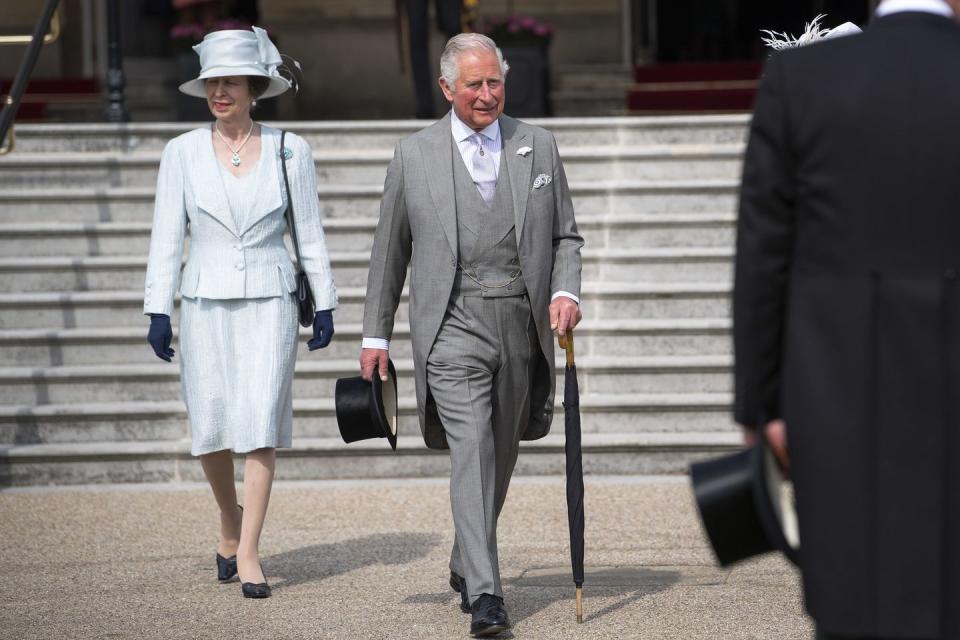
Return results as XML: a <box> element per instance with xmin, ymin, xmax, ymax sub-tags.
<box><xmin>215</xmin><ymin>122</ymin><xmax>254</xmax><ymax>167</ymax></box>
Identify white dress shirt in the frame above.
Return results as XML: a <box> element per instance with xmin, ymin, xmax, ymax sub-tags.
<box><xmin>876</xmin><ymin>0</ymin><xmax>954</xmax><ymax>17</ymax></box>
<box><xmin>362</xmin><ymin>112</ymin><xmax>579</xmax><ymax>351</ymax></box>
<box><xmin>451</xmin><ymin>109</ymin><xmax>503</xmax><ymax>180</ymax></box>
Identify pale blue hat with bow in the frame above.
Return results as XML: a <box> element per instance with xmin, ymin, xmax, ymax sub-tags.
<box><xmin>178</xmin><ymin>26</ymin><xmax>297</xmax><ymax>99</ymax></box>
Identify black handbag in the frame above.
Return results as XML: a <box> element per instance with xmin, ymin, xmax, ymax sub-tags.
<box><xmin>280</xmin><ymin>130</ymin><xmax>316</xmax><ymax>328</ymax></box>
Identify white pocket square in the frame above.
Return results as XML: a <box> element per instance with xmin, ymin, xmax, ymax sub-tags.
<box><xmin>533</xmin><ymin>173</ymin><xmax>552</xmax><ymax>189</ymax></box>
<box><xmin>517</xmin><ymin>146</ymin><xmax>533</xmax><ymax>157</ymax></box>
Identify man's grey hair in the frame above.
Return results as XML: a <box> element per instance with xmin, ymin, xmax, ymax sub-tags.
<box><xmin>440</xmin><ymin>33</ymin><xmax>510</xmax><ymax>87</ymax></box>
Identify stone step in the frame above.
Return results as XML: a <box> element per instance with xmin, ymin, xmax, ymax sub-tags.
<box><xmin>0</xmin><ymin>282</ymin><xmax>731</xmax><ymax>329</ymax></box>
<box><xmin>554</xmin><ymin>63</ymin><xmax>636</xmax><ymax>91</ymax></box>
<box><xmin>0</xmin><ymin>180</ymin><xmax>739</xmax><ymax>223</ymax></box>
<box><xmin>2</xmin><ymin>393</ymin><xmax>735</xmax><ymax>444</ymax></box>
<box><xmin>0</xmin><ymin>253</ymin><xmax>370</xmax><ymax>292</ymax></box>
<box><xmin>0</xmin><ymin>247</ymin><xmax>735</xmax><ymax>292</ymax></box>
<box><xmin>10</xmin><ymin>116</ymin><xmax>749</xmax><ymax>154</ymax></box>
<box><xmin>552</xmin><ymin>90</ymin><xmax>631</xmax><ymax>118</ymax></box>
<box><xmin>0</xmin><ymin>144</ymin><xmax>744</xmax><ymax>189</ymax></box>
<box><xmin>0</xmin><ymin>430</ymin><xmax>741</xmax><ymax>486</ymax></box>
<box><xmin>0</xmin><ymin>394</ymin><xmax>737</xmax><ymax>446</ymax></box>
<box><xmin>0</xmin><ymin>392</ymin><xmax>736</xmax><ymax>445</ymax></box>
<box><xmin>0</xmin><ymin>213</ymin><xmax>737</xmax><ymax>258</ymax></box>
<box><xmin>0</xmin><ymin>318</ymin><xmax>733</xmax><ymax>367</ymax></box>
<box><xmin>0</xmin><ymin>355</ymin><xmax>733</xmax><ymax>406</ymax></box>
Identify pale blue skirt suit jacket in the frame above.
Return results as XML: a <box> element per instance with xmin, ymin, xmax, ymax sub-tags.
<box><xmin>143</xmin><ymin>125</ymin><xmax>336</xmax><ymax>455</ymax></box>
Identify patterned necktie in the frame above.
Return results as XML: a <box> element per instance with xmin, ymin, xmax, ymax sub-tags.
<box><xmin>470</xmin><ymin>133</ymin><xmax>497</xmax><ymax>205</ymax></box>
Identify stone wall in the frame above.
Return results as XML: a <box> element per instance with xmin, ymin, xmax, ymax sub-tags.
<box><xmin>0</xmin><ymin>0</ymin><xmax>74</xmax><ymax>80</ymax></box>
<box><xmin>0</xmin><ymin>0</ymin><xmax>626</xmax><ymax>120</ymax></box>
<box><xmin>262</xmin><ymin>0</ymin><xmax>625</xmax><ymax>119</ymax></box>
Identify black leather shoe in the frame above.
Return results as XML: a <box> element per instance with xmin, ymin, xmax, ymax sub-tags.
<box><xmin>241</xmin><ymin>581</ymin><xmax>271</xmax><ymax>598</ymax></box>
<box><xmin>470</xmin><ymin>593</ymin><xmax>509</xmax><ymax>637</ymax></box>
<box><xmin>449</xmin><ymin>571</ymin><xmax>470</xmax><ymax>613</ymax></box>
<box><xmin>216</xmin><ymin>553</ymin><xmax>238</xmax><ymax>582</ymax></box>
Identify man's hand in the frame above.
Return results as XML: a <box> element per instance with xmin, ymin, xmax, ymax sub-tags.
<box><xmin>360</xmin><ymin>348</ymin><xmax>390</xmax><ymax>382</ymax></box>
<box><xmin>743</xmin><ymin>419</ymin><xmax>790</xmax><ymax>477</ymax></box>
<box><xmin>549</xmin><ymin>297</ymin><xmax>582</xmax><ymax>337</ymax></box>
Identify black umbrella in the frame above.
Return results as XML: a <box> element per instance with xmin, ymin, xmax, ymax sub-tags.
<box><xmin>559</xmin><ymin>331</ymin><xmax>585</xmax><ymax>623</ymax></box>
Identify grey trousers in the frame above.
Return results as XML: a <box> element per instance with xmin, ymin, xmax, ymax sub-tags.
<box><xmin>426</xmin><ymin>294</ymin><xmax>538</xmax><ymax>603</ymax></box>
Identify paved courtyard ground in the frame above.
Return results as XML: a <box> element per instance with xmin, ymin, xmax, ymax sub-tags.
<box><xmin>0</xmin><ymin>476</ymin><xmax>812</xmax><ymax>639</ymax></box>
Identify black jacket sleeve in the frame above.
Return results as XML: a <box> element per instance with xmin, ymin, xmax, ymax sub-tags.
<box><xmin>733</xmin><ymin>53</ymin><xmax>797</xmax><ymax>429</ymax></box>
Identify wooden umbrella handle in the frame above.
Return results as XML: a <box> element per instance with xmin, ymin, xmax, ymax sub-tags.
<box><xmin>558</xmin><ymin>331</ymin><xmax>575</xmax><ymax>366</ymax></box>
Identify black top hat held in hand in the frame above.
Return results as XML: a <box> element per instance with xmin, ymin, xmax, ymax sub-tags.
<box><xmin>335</xmin><ymin>360</ymin><xmax>398</xmax><ymax>451</ymax></box>
<box><xmin>690</xmin><ymin>437</ymin><xmax>799</xmax><ymax>566</ymax></box>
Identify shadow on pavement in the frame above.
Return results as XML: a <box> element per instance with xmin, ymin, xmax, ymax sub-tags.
<box><xmin>404</xmin><ymin>590</ymin><xmax>460</xmax><ymax>606</ymax></box>
<box><xmin>401</xmin><ymin>566</ymin><xmax>696</xmax><ymax>627</ymax></box>
<box><xmin>505</xmin><ymin>566</ymin><xmax>688</xmax><ymax>625</ymax></box>
<box><xmin>265</xmin><ymin>531</ymin><xmax>442</xmax><ymax>590</ymax></box>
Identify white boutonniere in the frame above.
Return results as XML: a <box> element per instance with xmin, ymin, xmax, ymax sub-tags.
<box><xmin>517</xmin><ymin>146</ymin><xmax>533</xmax><ymax>157</ymax></box>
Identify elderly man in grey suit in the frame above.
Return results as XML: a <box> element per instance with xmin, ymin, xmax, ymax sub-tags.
<box><xmin>359</xmin><ymin>33</ymin><xmax>583</xmax><ymax>637</ymax></box>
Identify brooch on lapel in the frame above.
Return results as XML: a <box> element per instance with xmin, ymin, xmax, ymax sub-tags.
<box><xmin>517</xmin><ymin>146</ymin><xmax>533</xmax><ymax>157</ymax></box>
<box><xmin>533</xmin><ymin>173</ymin><xmax>552</xmax><ymax>189</ymax></box>
<box><xmin>279</xmin><ymin>147</ymin><xmax>294</xmax><ymax>161</ymax></box>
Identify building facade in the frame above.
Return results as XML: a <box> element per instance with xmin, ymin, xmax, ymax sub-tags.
<box><xmin>1</xmin><ymin>0</ymin><xmax>879</xmax><ymax>121</ymax></box>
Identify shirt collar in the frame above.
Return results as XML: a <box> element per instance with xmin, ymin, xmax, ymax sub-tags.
<box><xmin>450</xmin><ymin>109</ymin><xmax>501</xmax><ymax>145</ymax></box>
<box><xmin>876</xmin><ymin>0</ymin><xmax>954</xmax><ymax>18</ymax></box>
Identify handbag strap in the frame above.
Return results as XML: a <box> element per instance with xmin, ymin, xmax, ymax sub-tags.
<box><xmin>280</xmin><ymin>130</ymin><xmax>304</xmax><ymax>269</ymax></box>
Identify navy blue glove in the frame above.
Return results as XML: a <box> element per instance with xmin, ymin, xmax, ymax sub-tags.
<box><xmin>308</xmin><ymin>309</ymin><xmax>334</xmax><ymax>351</ymax></box>
<box><xmin>147</xmin><ymin>314</ymin><xmax>175</xmax><ymax>362</ymax></box>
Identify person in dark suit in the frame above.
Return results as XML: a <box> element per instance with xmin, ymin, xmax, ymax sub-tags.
<box><xmin>734</xmin><ymin>1</ymin><xmax>960</xmax><ymax>638</ymax></box>
<box><xmin>407</xmin><ymin>0</ymin><xmax>462</xmax><ymax>119</ymax></box>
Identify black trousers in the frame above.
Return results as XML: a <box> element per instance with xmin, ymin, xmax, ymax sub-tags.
<box><xmin>406</xmin><ymin>0</ymin><xmax>461</xmax><ymax>119</ymax></box>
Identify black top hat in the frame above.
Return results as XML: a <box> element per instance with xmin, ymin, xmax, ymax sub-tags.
<box><xmin>689</xmin><ymin>437</ymin><xmax>799</xmax><ymax>566</ymax></box>
<box><xmin>334</xmin><ymin>360</ymin><xmax>398</xmax><ymax>451</ymax></box>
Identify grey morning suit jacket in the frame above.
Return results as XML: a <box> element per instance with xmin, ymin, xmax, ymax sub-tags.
<box><xmin>363</xmin><ymin>113</ymin><xmax>583</xmax><ymax>450</ymax></box>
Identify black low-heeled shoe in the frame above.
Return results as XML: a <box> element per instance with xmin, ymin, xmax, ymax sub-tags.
<box><xmin>241</xmin><ymin>581</ymin><xmax>271</xmax><ymax>599</ymax></box>
<box><xmin>216</xmin><ymin>553</ymin><xmax>238</xmax><ymax>582</ymax></box>
<box><xmin>215</xmin><ymin>505</ymin><xmax>243</xmax><ymax>582</ymax></box>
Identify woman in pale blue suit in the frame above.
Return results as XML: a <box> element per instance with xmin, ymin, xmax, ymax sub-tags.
<box><xmin>143</xmin><ymin>26</ymin><xmax>336</xmax><ymax>598</ymax></box>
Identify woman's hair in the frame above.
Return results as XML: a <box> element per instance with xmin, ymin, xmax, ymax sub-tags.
<box><xmin>247</xmin><ymin>76</ymin><xmax>272</xmax><ymax>99</ymax></box>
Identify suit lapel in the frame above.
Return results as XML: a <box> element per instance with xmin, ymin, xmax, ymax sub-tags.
<box><xmin>500</xmin><ymin>115</ymin><xmax>533</xmax><ymax>245</ymax></box>
<box><xmin>419</xmin><ymin>114</ymin><xmax>458</xmax><ymax>259</ymax></box>
<box><xmin>195</xmin><ymin>128</ymin><xmax>241</xmax><ymax>237</ymax></box>
<box><xmin>236</xmin><ymin>126</ymin><xmax>283</xmax><ymax>236</ymax></box>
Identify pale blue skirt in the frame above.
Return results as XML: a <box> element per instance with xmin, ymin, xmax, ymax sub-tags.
<box><xmin>179</xmin><ymin>294</ymin><xmax>298</xmax><ymax>456</ymax></box>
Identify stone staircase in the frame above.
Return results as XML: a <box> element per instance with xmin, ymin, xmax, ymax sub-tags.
<box><xmin>0</xmin><ymin>115</ymin><xmax>750</xmax><ymax>486</ymax></box>
<box><xmin>551</xmin><ymin>63</ymin><xmax>635</xmax><ymax>117</ymax></box>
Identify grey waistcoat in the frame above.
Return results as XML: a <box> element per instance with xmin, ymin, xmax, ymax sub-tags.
<box><xmin>451</xmin><ymin>137</ymin><xmax>527</xmax><ymax>299</ymax></box>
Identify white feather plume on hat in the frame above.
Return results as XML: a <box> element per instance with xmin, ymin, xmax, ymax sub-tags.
<box><xmin>761</xmin><ymin>14</ymin><xmax>862</xmax><ymax>50</ymax></box>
